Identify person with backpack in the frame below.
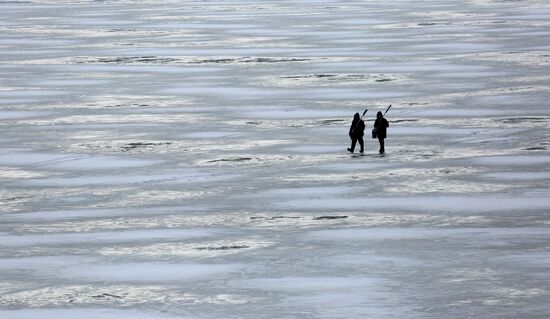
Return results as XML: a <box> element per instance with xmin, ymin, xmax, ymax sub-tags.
<box><xmin>373</xmin><ymin>111</ymin><xmax>389</xmax><ymax>154</ymax></box>
<box><xmin>347</xmin><ymin>112</ymin><xmax>365</xmax><ymax>153</ymax></box>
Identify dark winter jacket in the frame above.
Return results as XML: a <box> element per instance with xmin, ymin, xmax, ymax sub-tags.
<box><xmin>374</xmin><ymin>117</ymin><xmax>389</xmax><ymax>139</ymax></box>
<box><xmin>349</xmin><ymin>118</ymin><xmax>365</xmax><ymax>137</ymax></box>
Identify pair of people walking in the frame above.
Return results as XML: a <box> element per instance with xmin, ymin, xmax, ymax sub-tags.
<box><xmin>348</xmin><ymin>111</ymin><xmax>389</xmax><ymax>154</ymax></box>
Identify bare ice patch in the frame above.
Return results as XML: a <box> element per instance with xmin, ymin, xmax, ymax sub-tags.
<box><xmin>317</xmin><ymin>162</ymin><xmax>395</xmax><ymax>171</ymax></box>
<box><xmin>258</xmin><ymin>186</ymin><xmax>353</xmax><ymax>198</ymax></box>
<box><xmin>0</xmin><ymin>308</ymin><xmax>186</xmax><ymax>319</ymax></box>
<box><xmin>183</xmin><ymin>131</ymin><xmax>243</xmax><ymax>139</ymax></box>
<box><xmin>0</xmin><ymin>110</ymin><xmax>50</xmax><ymax>120</ymax></box>
<box><xmin>23</xmin><ymin>170</ymin><xmax>228</xmax><ymax>187</ymax></box>
<box><xmin>308</xmin><ymin>227</ymin><xmax>550</xmax><ymax>242</ymax></box>
<box><xmin>0</xmin><ymin>256</ymin><xmax>241</xmax><ymax>283</ymax></box>
<box><xmin>238</xmin><ymin>107</ymin><xmax>348</xmax><ymax>119</ymax></box>
<box><xmin>6</xmin><ymin>207</ymin><xmax>202</xmax><ymax>221</ymax></box>
<box><xmin>330</xmin><ymin>254</ymin><xmax>423</xmax><ymax>268</ymax></box>
<box><xmin>64</xmin><ymin>262</ymin><xmax>241</xmax><ymax>283</ymax></box>
<box><xmin>0</xmin><ymin>151</ymin><xmax>160</xmax><ymax>170</ymax></box>
<box><xmin>481</xmin><ymin>171</ymin><xmax>550</xmax><ymax>181</ymax></box>
<box><xmin>238</xmin><ymin>277</ymin><xmax>386</xmax><ymax>292</ymax></box>
<box><xmin>491</xmin><ymin>252</ymin><xmax>550</xmax><ymax>268</ymax></box>
<box><xmin>283</xmin><ymin>144</ymin><xmax>343</xmax><ymax>153</ymax></box>
<box><xmin>399</xmin><ymin>108</ymin><xmax>528</xmax><ymax>118</ymax></box>
<box><xmin>0</xmin><ymin>228</ymin><xmax>214</xmax><ymax>247</ymax></box>
<box><xmin>274</xmin><ymin>195</ymin><xmax>550</xmax><ymax>213</ymax></box>
<box><xmin>235</xmin><ymin>276</ymin><xmax>402</xmax><ymax>318</ymax></box>
<box><xmin>0</xmin><ymin>89</ymin><xmax>66</xmax><ymax>98</ymax></box>
<box><xmin>162</xmin><ymin>86</ymin><xmax>276</xmax><ymax>99</ymax></box>
<box><xmin>472</xmin><ymin>155</ymin><xmax>550</xmax><ymax>167</ymax></box>
<box><xmin>389</xmin><ymin>126</ymin><xmax>479</xmax><ymax>136</ymax></box>
<box><xmin>32</xmin><ymin>79</ymin><xmax>111</xmax><ymax>87</ymax></box>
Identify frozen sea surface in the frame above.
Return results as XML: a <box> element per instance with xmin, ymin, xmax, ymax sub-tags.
<box><xmin>1</xmin><ymin>0</ymin><xmax>550</xmax><ymax>318</ymax></box>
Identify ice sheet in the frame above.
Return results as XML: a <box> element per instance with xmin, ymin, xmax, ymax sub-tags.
<box><xmin>2</xmin><ymin>0</ymin><xmax>550</xmax><ymax>318</ymax></box>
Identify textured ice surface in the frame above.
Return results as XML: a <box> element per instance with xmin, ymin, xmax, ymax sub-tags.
<box><xmin>1</xmin><ymin>0</ymin><xmax>550</xmax><ymax>318</ymax></box>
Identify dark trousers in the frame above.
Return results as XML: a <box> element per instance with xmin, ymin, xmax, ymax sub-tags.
<box><xmin>378</xmin><ymin>136</ymin><xmax>385</xmax><ymax>153</ymax></box>
<box><xmin>350</xmin><ymin>135</ymin><xmax>364</xmax><ymax>152</ymax></box>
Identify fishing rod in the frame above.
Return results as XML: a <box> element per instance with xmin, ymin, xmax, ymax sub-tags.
<box><xmin>360</xmin><ymin>107</ymin><xmax>368</xmax><ymax>119</ymax></box>
<box><xmin>363</xmin><ymin>104</ymin><xmax>391</xmax><ymax>118</ymax></box>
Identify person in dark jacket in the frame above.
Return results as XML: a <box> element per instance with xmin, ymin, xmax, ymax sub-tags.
<box><xmin>348</xmin><ymin>112</ymin><xmax>365</xmax><ymax>153</ymax></box>
<box><xmin>373</xmin><ymin>111</ymin><xmax>389</xmax><ymax>154</ymax></box>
